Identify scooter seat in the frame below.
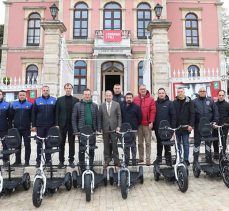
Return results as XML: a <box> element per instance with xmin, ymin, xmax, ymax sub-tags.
<box><xmin>161</xmin><ymin>140</ymin><xmax>175</xmax><ymax>146</ymax></box>
<box><xmin>45</xmin><ymin>148</ymin><xmax>59</xmax><ymax>154</ymax></box>
<box><xmin>201</xmin><ymin>137</ymin><xmax>218</xmax><ymax>142</ymax></box>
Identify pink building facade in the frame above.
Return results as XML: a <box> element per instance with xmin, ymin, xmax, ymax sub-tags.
<box><xmin>0</xmin><ymin>0</ymin><xmax>226</xmax><ymax>103</ymax></box>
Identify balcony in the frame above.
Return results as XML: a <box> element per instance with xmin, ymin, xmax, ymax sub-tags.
<box><xmin>93</xmin><ymin>30</ymin><xmax>131</xmax><ymax>56</ymax></box>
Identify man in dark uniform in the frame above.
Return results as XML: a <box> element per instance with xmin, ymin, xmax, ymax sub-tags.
<box><xmin>0</xmin><ymin>90</ymin><xmax>11</xmax><ymax>164</ymax></box>
<box><xmin>32</xmin><ymin>85</ymin><xmax>56</xmax><ymax>167</ymax></box>
<box><xmin>56</xmin><ymin>83</ymin><xmax>79</xmax><ymax>168</ymax></box>
<box><xmin>193</xmin><ymin>87</ymin><xmax>219</xmax><ymax>166</ymax></box>
<box><xmin>213</xmin><ymin>90</ymin><xmax>229</xmax><ymax>158</ymax></box>
<box><xmin>112</xmin><ymin>84</ymin><xmax>124</xmax><ymax>104</ymax></box>
<box><xmin>11</xmin><ymin>90</ymin><xmax>33</xmax><ymax>166</ymax></box>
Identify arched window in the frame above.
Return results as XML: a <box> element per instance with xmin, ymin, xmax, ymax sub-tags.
<box><xmin>74</xmin><ymin>61</ymin><xmax>87</xmax><ymax>94</ymax></box>
<box><xmin>138</xmin><ymin>61</ymin><xmax>144</xmax><ymax>86</ymax></box>
<box><xmin>188</xmin><ymin>65</ymin><xmax>200</xmax><ymax>77</ymax></box>
<box><xmin>73</xmin><ymin>2</ymin><xmax>88</xmax><ymax>39</ymax></box>
<box><xmin>27</xmin><ymin>13</ymin><xmax>41</xmax><ymax>46</ymax></box>
<box><xmin>185</xmin><ymin>13</ymin><xmax>199</xmax><ymax>46</ymax></box>
<box><xmin>104</xmin><ymin>2</ymin><xmax>122</xmax><ymax>30</ymax></box>
<box><xmin>137</xmin><ymin>3</ymin><xmax>151</xmax><ymax>39</ymax></box>
<box><xmin>26</xmin><ymin>64</ymin><xmax>38</xmax><ymax>84</ymax></box>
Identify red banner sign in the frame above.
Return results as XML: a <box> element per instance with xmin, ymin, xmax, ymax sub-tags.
<box><xmin>103</xmin><ymin>30</ymin><xmax>122</xmax><ymax>42</ymax></box>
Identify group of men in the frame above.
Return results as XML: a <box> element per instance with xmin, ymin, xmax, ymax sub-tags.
<box><xmin>0</xmin><ymin>83</ymin><xmax>228</xmax><ymax>170</ymax></box>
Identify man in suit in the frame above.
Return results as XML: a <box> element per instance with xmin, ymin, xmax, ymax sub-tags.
<box><xmin>98</xmin><ymin>90</ymin><xmax>122</xmax><ymax>168</ymax></box>
<box><xmin>56</xmin><ymin>83</ymin><xmax>79</xmax><ymax>168</ymax></box>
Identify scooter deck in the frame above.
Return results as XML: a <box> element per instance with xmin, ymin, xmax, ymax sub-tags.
<box><xmin>112</xmin><ymin>171</ymin><xmax>142</xmax><ymax>184</ymax></box>
<box><xmin>160</xmin><ymin>167</ymin><xmax>176</xmax><ymax>181</ymax></box>
<box><xmin>201</xmin><ymin>163</ymin><xmax>220</xmax><ymax>176</ymax></box>
<box><xmin>76</xmin><ymin>172</ymin><xmax>105</xmax><ymax>188</ymax></box>
<box><xmin>46</xmin><ymin>178</ymin><xmax>64</xmax><ymax>190</ymax></box>
<box><xmin>3</xmin><ymin>178</ymin><xmax>22</xmax><ymax>189</ymax></box>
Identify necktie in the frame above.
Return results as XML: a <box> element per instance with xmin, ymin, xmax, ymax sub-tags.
<box><xmin>107</xmin><ymin>103</ymin><xmax>111</xmax><ymax>116</ymax></box>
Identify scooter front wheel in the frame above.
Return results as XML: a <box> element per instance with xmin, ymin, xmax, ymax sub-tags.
<box><xmin>120</xmin><ymin>171</ymin><xmax>128</xmax><ymax>199</ymax></box>
<box><xmin>32</xmin><ymin>178</ymin><xmax>43</xmax><ymax>208</ymax></box>
<box><xmin>153</xmin><ymin>165</ymin><xmax>160</xmax><ymax>181</ymax></box>
<box><xmin>85</xmin><ymin>174</ymin><xmax>92</xmax><ymax>202</ymax></box>
<box><xmin>177</xmin><ymin>166</ymin><xmax>188</xmax><ymax>193</ymax></box>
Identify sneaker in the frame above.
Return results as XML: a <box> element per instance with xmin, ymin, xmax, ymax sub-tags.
<box><xmin>166</xmin><ymin>159</ymin><xmax>172</xmax><ymax>167</ymax></box>
<box><xmin>12</xmin><ymin>162</ymin><xmax>22</xmax><ymax>167</ymax></box>
<box><xmin>24</xmin><ymin>162</ymin><xmax>30</xmax><ymax>167</ymax></box>
<box><xmin>138</xmin><ymin>159</ymin><xmax>144</xmax><ymax>163</ymax></box>
<box><xmin>132</xmin><ymin>159</ymin><xmax>137</xmax><ymax>166</ymax></box>
<box><xmin>184</xmin><ymin>160</ymin><xmax>190</xmax><ymax>166</ymax></box>
<box><xmin>45</xmin><ymin>161</ymin><xmax>52</xmax><ymax>167</ymax></box>
<box><xmin>103</xmin><ymin>161</ymin><xmax>109</xmax><ymax>169</ymax></box>
<box><xmin>58</xmin><ymin>162</ymin><xmax>64</xmax><ymax>168</ymax></box>
<box><xmin>36</xmin><ymin>161</ymin><xmax>41</xmax><ymax>168</ymax></box>
<box><xmin>153</xmin><ymin>157</ymin><xmax>162</xmax><ymax>165</ymax></box>
<box><xmin>213</xmin><ymin>153</ymin><xmax>219</xmax><ymax>160</ymax></box>
<box><xmin>146</xmin><ymin>160</ymin><xmax>151</xmax><ymax>166</ymax></box>
<box><xmin>69</xmin><ymin>162</ymin><xmax>75</xmax><ymax>168</ymax></box>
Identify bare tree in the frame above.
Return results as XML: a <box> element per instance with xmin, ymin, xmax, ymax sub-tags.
<box><xmin>222</xmin><ymin>8</ymin><xmax>229</xmax><ymax>57</ymax></box>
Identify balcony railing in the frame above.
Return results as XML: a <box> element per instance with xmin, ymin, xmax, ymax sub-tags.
<box><xmin>171</xmin><ymin>68</ymin><xmax>221</xmax><ymax>83</ymax></box>
<box><xmin>0</xmin><ymin>76</ymin><xmax>42</xmax><ymax>91</ymax></box>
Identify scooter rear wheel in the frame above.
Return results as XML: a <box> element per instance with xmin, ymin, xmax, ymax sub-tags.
<box><xmin>64</xmin><ymin>172</ymin><xmax>72</xmax><ymax>191</ymax></box>
<box><xmin>109</xmin><ymin>168</ymin><xmax>114</xmax><ymax>185</ymax></box>
<box><xmin>22</xmin><ymin>173</ymin><xmax>30</xmax><ymax>191</ymax></box>
<box><xmin>193</xmin><ymin>163</ymin><xmax>201</xmax><ymax>178</ymax></box>
<box><xmin>32</xmin><ymin>178</ymin><xmax>43</xmax><ymax>208</ymax></box>
<box><xmin>153</xmin><ymin>165</ymin><xmax>160</xmax><ymax>181</ymax></box>
<box><xmin>120</xmin><ymin>171</ymin><xmax>128</xmax><ymax>199</ymax></box>
<box><xmin>85</xmin><ymin>174</ymin><xmax>92</xmax><ymax>202</ymax></box>
<box><xmin>221</xmin><ymin>162</ymin><xmax>229</xmax><ymax>188</ymax></box>
<box><xmin>177</xmin><ymin>166</ymin><xmax>188</xmax><ymax>193</ymax></box>
<box><xmin>72</xmin><ymin>171</ymin><xmax>78</xmax><ymax>188</ymax></box>
<box><xmin>139</xmin><ymin>166</ymin><xmax>144</xmax><ymax>184</ymax></box>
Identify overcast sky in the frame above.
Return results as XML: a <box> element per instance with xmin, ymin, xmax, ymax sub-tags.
<box><xmin>0</xmin><ymin>0</ymin><xmax>229</xmax><ymax>24</ymax></box>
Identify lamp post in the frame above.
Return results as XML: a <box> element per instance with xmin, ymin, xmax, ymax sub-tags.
<box><xmin>154</xmin><ymin>3</ymin><xmax>163</xmax><ymax>19</ymax></box>
<box><xmin>49</xmin><ymin>3</ymin><xmax>59</xmax><ymax>20</ymax></box>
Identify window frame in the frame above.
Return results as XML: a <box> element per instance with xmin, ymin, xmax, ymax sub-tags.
<box><xmin>26</xmin><ymin>64</ymin><xmax>38</xmax><ymax>84</ymax></box>
<box><xmin>74</xmin><ymin>61</ymin><xmax>87</xmax><ymax>94</ymax></box>
<box><xmin>185</xmin><ymin>13</ymin><xmax>199</xmax><ymax>47</ymax></box>
<box><xmin>137</xmin><ymin>3</ymin><xmax>151</xmax><ymax>39</ymax></box>
<box><xmin>27</xmin><ymin>13</ymin><xmax>41</xmax><ymax>46</ymax></box>
<box><xmin>103</xmin><ymin>2</ymin><xmax>122</xmax><ymax>30</ymax></box>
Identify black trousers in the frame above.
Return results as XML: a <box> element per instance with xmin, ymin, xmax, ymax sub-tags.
<box><xmin>0</xmin><ymin>130</ymin><xmax>8</xmax><ymax>162</ymax></box>
<box><xmin>124</xmin><ymin>135</ymin><xmax>137</xmax><ymax>165</ymax></box>
<box><xmin>155</xmin><ymin>130</ymin><xmax>171</xmax><ymax>160</ymax></box>
<box><xmin>213</xmin><ymin>127</ymin><xmax>228</xmax><ymax>154</ymax></box>
<box><xmin>78</xmin><ymin>134</ymin><xmax>96</xmax><ymax>171</ymax></box>
<box><xmin>59</xmin><ymin>125</ymin><xmax>75</xmax><ymax>163</ymax></box>
<box><xmin>36</xmin><ymin>127</ymin><xmax>52</xmax><ymax>163</ymax></box>
<box><xmin>193</xmin><ymin>127</ymin><xmax>211</xmax><ymax>161</ymax></box>
<box><xmin>16</xmin><ymin>129</ymin><xmax>31</xmax><ymax>164</ymax></box>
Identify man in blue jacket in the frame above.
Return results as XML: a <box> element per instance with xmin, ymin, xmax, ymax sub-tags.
<box><xmin>120</xmin><ymin>92</ymin><xmax>142</xmax><ymax>166</ymax></box>
<box><xmin>0</xmin><ymin>90</ymin><xmax>11</xmax><ymax>164</ymax></box>
<box><xmin>11</xmin><ymin>90</ymin><xmax>33</xmax><ymax>166</ymax></box>
<box><xmin>32</xmin><ymin>86</ymin><xmax>56</xmax><ymax>167</ymax></box>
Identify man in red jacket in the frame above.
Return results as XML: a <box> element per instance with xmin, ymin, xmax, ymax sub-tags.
<box><xmin>134</xmin><ymin>84</ymin><xmax>156</xmax><ymax>166</ymax></box>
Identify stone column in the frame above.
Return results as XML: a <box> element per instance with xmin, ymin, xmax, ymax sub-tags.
<box><xmin>0</xmin><ymin>1</ymin><xmax>11</xmax><ymax>77</ymax></box>
<box><xmin>147</xmin><ymin>20</ymin><xmax>171</xmax><ymax>96</ymax></box>
<box><xmin>41</xmin><ymin>20</ymin><xmax>67</xmax><ymax>97</ymax></box>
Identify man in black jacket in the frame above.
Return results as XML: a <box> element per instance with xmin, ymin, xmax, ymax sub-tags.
<box><xmin>11</xmin><ymin>90</ymin><xmax>33</xmax><ymax>166</ymax></box>
<box><xmin>193</xmin><ymin>87</ymin><xmax>219</xmax><ymax>165</ymax></box>
<box><xmin>213</xmin><ymin>90</ymin><xmax>229</xmax><ymax>158</ymax></box>
<box><xmin>154</xmin><ymin>88</ymin><xmax>176</xmax><ymax>166</ymax></box>
<box><xmin>72</xmin><ymin>88</ymin><xmax>98</xmax><ymax>171</ymax></box>
<box><xmin>173</xmin><ymin>87</ymin><xmax>195</xmax><ymax>166</ymax></box>
<box><xmin>0</xmin><ymin>90</ymin><xmax>11</xmax><ymax>164</ymax></box>
<box><xmin>120</xmin><ymin>92</ymin><xmax>142</xmax><ymax>166</ymax></box>
<box><xmin>112</xmin><ymin>84</ymin><xmax>124</xmax><ymax>104</ymax></box>
<box><xmin>56</xmin><ymin>83</ymin><xmax>79</xmax><ymax>168</ymax></box>
<box><xmin>32</xmin><ymin>86</ymin><xmax>56</xmax><ymax>167</ymax></box>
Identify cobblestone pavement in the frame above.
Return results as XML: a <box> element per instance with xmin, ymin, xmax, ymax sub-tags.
<box><xmin>1</xmin><ymin>136</ymin><xmax>229</xmax><ymax>211</ymax></box>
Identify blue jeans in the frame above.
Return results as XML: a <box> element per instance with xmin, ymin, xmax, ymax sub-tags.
<box><xmin>176</xmin><ymin>133</ymin><xmax>189</xmax><ymax>161</ymax></box>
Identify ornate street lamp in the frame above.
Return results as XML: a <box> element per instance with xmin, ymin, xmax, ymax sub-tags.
<box><xmin>49</xmin><ymin>3</ymin><xmax>59</xmax><ymax>20</ymax></box>
<box><xmin>154</xmin><ymin>3</ymin><xmax>163</xmax><ymax>19</ymax></box>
